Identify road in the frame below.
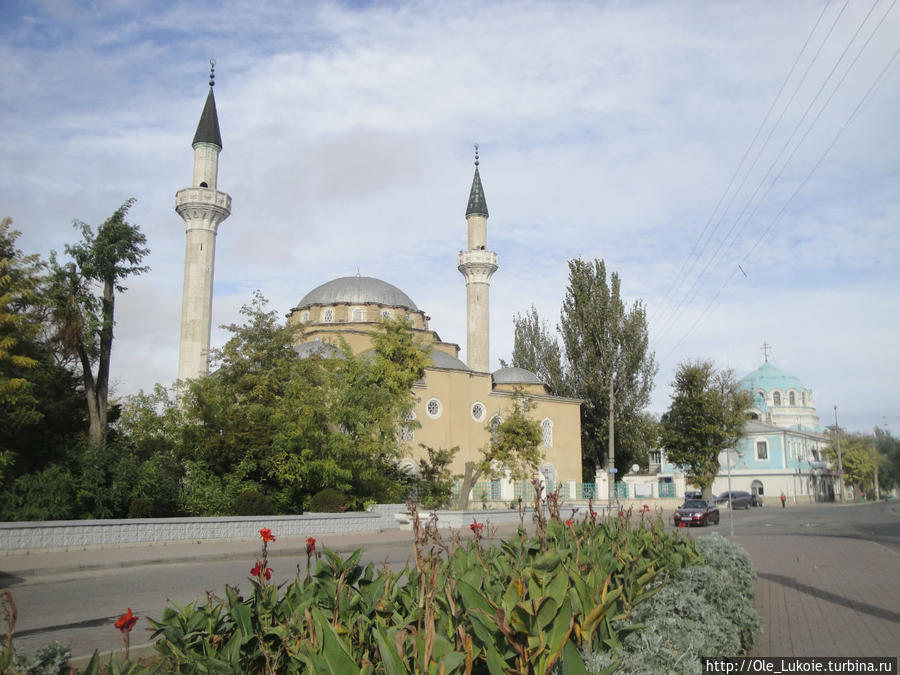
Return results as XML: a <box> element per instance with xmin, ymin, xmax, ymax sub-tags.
<box><xmin>3</xmin><ymin>502</ymin><xmax>898</xmax><ymax>663</ymax></box>
<box><xmin>3</xmin><ymin>537</ymin><xmax>419</xmax><ymax>663</ymax></box>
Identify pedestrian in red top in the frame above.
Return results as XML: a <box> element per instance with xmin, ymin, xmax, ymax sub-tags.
<box><xmin>780</xmin><ymin>492</ymin><xmax>786</xmax><ymax>508</ymax></box>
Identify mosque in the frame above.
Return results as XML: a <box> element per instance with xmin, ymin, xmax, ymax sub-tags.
<box><xmin>174</xmin><ymin>66</ymin><xmax>584</xmax><ymax>500</ymax></box>
<box><xmin>659</xmin><ymin>353</ymin><xmax>835</xmax><ymax>503</ymax></box>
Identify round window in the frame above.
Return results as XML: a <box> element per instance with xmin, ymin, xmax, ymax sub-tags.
<box><xmin>426</xmin><ymin>398</ymin><xmax>442</xmax><ymax>419</ymax></box>
<box><xmin>471</xmin><ymin>402</ymin><xmax>486</xmax><ymax>422</ymax></box>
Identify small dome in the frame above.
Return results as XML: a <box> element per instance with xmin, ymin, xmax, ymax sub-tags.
<box><xmin>429</xmin><ymin>348</ymin><xmax>471</xmax><ymax>372</ymax></box>
<box><xmin>740</xmin><ymin>362</ymin><xmax>806</xmax><ymax>394</ymax></box>
<box><xmin>294</xmin><ymin>276</ymin><xmax>418</xmax><ymax>311</ymax></box>
<box><xmin>492</xmin><ymin>366</ymin><xmax>544</xmax><ymax>386</ymax></box>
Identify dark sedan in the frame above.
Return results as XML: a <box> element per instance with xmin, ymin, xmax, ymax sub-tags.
<box><xmin>673</xmin><ymin>499</ymin><xmax>720</xmax><ymax>527</ymax></box>
<box><xmin>716</xmin><ymin>491</ymin><xmax>753</xmax><ymax>509</ymax></box>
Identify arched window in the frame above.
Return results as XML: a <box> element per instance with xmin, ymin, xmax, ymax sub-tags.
<box><xmin>401</xmin><ymin>411</ymin><xmax>416</xmax><ymax>442</ymax></box>
<box><xmin>489</xmin><ymin>414</ymin><xmax>503</xmax><ymax>441</ymax></box>
<box><xmin>322</xmin><ymin>308</ymin><xmax>334</xmax><ymax>323</ymax></box>
<box><xmin>801</xmin><ymin>391</ymin><xmax>807</xmax><ymax>405</ymax></box>
<box><xmin>751</xmin><ymin>479</ymin><xmax>764</xmax><ymax>496</ymax></box>
<box><xmin>301</xmin><ymin>310</ymin><xmax>310</xmax><ymax>323</ymax></box>
<box><xmin>381</xmin><ymin>310</ymin><xmax>392</xmax><ymax>319</ymax></box>
<box><xmin>789</xmin><ymin>391</ymin><xmax>796</xmax><ymax>406</ymax></box>
<box><xmin>773</xmin><ymin>391</ymin><xmax>782</xmax><ymax>406</ymax></box>
<box><xmin>540</xmin><ymin>463</ymin><xmax>556</xmax><ymax>492</ymax></box>
<box><xmin>541</xmin><ymin>418</ymin><xmax>553</xmax><ymax>447</ymax></box>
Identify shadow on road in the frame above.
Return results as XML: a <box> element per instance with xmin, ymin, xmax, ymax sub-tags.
<box><xmin>758</xmin><ymin>572</ymin><xmax>900</xmax><ymax>625</ymax></box>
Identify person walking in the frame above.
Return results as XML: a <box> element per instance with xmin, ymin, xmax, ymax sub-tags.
<box><xmin>780</xmin><ymin>492</ymin><xmax>786</xmax><ymax>508</ymax></box>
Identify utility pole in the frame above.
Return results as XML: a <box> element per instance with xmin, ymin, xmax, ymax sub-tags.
<box><xmin>872</xmin><ymin>427</ymin><xmax>881</xmax><ymax>502</ymax></box>
<box><xmin>833</xmin><ymin>405</ymin><xmax>844</xmax><ymax>503</ymax></box>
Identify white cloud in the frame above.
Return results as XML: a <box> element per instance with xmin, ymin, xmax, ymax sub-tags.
<box><xmin>1</xmin><ymin>0</ymin><xmax>898</xmax><ymax>433</ymax></box>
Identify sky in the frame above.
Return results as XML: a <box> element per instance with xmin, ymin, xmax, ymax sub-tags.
<box><xmin>1</xmin><ymin>0</ymin><xmax>898</xmax><ymax>434</ymax></box>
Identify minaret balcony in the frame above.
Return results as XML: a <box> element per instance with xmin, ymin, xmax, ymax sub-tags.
<box><xmin>458</xmin><ymin>249</ymin><xmax>498</xmax><ymax>283</ymax></box>
<box><xmin>175</xmin><ymin>187</ymin><xmax>232</xmax><ymax>214</ymax></box>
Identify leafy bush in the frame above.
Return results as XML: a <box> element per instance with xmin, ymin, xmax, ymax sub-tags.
<box><xmin>10</xmin><ymin>641</ymin><xmax>72</xmax><ymax>675</ymax></box>
<box><xmin>584</xmin><ymin>532</ymin><xmax>760</xmax><ymax>674</ymax></box>
<box><xmin>232</xmin><ymin>489</ymin><xmax>273</xmax><ymax>516</ymax></box>
<box><xmin>307</xmin><ymin>487</ymin><xmax>349</xmax><ymax>512</ymax></box>
<box><xmin>140</xmin><ymin>511</ymin><xmax>699</xmax><ymax>673</ymax></box>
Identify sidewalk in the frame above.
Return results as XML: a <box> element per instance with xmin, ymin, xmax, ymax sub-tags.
<box><xmin>736</xmin><ymin>532</ymin><xmax>900</xmax><ymax>658</ymax></box>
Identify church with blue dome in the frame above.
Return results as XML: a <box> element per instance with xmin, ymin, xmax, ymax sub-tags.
<box><xmin>660</xmin><ymin>355</ymin><xmax>836</xmax><ymax>504</ymax></box>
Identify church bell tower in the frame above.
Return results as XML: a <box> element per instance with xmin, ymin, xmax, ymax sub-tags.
<box><xmin>457</xmin><ymin>146</ymin><xmax>498</xmax><ymax>373</ymax></box>
<box><xmin>176</xmin><ymin>61</ymin><xmax>231</xmax><ymax>382</ymax></box>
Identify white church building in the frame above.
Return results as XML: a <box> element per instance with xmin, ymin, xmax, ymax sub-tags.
<box><xmin>659</xmin><ymin>358</ymin><xmax>836</xmax><ymax>505</ymax></box>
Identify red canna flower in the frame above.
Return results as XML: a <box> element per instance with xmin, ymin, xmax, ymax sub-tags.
<box><xmin>115</xmin><ymin>608</ymin><xmax>138</xmax><ymax>634</ymax></box>
<box><xmin>251</xmin><ymin>562</ymin><xmax>261</xmax><ymax>576</ymax></box>
<box><xmin>306</xmin><ymin>537</ymin><xmax>316</xmax><ymax>554</ymax></box>
<box><xmin>565</xmin><ymin>519</ymin><xmax>573</xmax><ymax>527</ymax></box>
<box><xmin>264</xmin><ymin>567</ymin><xmax>273</xmax><ymax>581</ymax></box>
<box><xmin>259</xmin><ymin>528</ymin><xmax>276</xmax><ymax>543</ymax></box>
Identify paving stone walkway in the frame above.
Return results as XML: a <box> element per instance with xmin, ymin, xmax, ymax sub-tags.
<box><xmin>735</xmin><ymin>533</ymin><xmax>900</xmax><ymax>658</ymax></box>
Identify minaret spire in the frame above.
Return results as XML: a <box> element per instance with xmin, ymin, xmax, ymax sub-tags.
<box><xmin>458</xmin><ymin>145</ymin><xmax>498</xmax><ymax>372</ymax></box>
<box><xmin>176</xmin><ymin>61</ymin><xmax>232</xmax><ymax>382</ymax></box>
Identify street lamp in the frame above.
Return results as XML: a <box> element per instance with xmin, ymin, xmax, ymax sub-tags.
<box><xmin>833</xmin><ymin>405</ymin><xmax>844</xmax><ymax>503</ymax></box>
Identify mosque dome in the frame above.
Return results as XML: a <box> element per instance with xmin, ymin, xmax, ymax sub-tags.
<box><xmin>492</xmin><ymin>366</ymin><xmax>544</xmax><ymax>386</ymax></box>
<box><xmin>293</xmin><ymin>276</ymin><xmax>418</xmax><ymax>311</ymax></box>
<box><xmin>429</xmin><ymin>348</ymin><xmax>471</xmax><ymax>372</ymax></box>
<box><xmin>739</xmin><ymin>362</ymin><xmax>806</xmax><ymax>394</ymax></box>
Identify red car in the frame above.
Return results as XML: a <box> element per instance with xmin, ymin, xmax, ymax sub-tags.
<box><xmin>673</xmin><ymin>499</ymin><xmax>720</xmax><ymax>527</ymax></box>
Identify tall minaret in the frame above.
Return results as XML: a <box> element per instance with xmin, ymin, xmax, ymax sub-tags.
<box><xmin>457</xmin><ymin>145</ymin><xmax>498</xmax><ymax>373</ymax></box>
<box><xmin>176</xmin><ymin>61</ymin><xmax>232</xmax><ymax>382</ymax></box>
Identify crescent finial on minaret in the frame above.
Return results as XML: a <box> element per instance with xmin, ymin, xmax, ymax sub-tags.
<box><xmin>209</xmin><ymin>59</ymin><xmax>216</xmax><ymax>87</ymax></box>
<box><xmin>474</xmin><ymin>143</ymin><xmax>479</xmax><ymax>167</ymax></box>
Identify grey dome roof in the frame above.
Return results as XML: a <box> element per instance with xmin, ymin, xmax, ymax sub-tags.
<box><xmin>429</xmin><ymin>348</ymin><xmax>471</xmax><ymax>372</ymax></box>
<box><xmin>295</xmin><ymin>276</ymin><xmax>418</xmax><ymax>311</ymax></box>
<box><xmin>492</xmin><ymin>366</ymin><xmax>544</xmax><ymax>385</ymax></box>
<box><xmin>294</xmin><ymin>340</ymin><xmax>343</xmax><ymax>359</ymax></box>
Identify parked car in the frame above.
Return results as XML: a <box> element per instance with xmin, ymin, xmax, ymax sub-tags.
<box><xmin>673</xmin><ymin>499</ymin><xmax>720</xmax><ymax>527</ymax></box>
<box><xmin>685</xmin><ymin>490</ymin><xmax>703</xmax><ymax>500</ymax></box>
<box><xmin>716</xmin><ymin>491</ymin><xmax>752</xmax><ymax>509</ymax></box>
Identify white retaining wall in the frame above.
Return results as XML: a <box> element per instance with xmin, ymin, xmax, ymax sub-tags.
<box><xmin>0</xmin><ymin>507</ymin><xmax>408</xmax><ymax>552</ymax></box>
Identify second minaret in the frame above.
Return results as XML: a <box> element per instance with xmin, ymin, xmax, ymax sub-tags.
<box><xmin>457</xmin><ymin>146</ymin><xmax>498</xmax><ymax>373</ymax></box>
<box><xmin>176</xmin><ymin>62</ymin><xmax>232</xmax><ymax>382</ymax></box>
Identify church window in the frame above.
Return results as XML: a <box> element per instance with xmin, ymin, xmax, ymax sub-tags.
<box><xmin>426</xmin><ymin>398</ymin><xmax>442</xmax><ymax>419</ymax></box>
<box><xmin>382</xmin><ymin>310</ymin><xmax>392</xmax><ymax>319</ymax></box>
<box><xmin>801</xmin><ymin>391</ymin><xmax>807</xmax><ymax>405</ymax></box>
<box><xmin>401</xmin><ymin>411</ymin><xmax>416</xmax><ymax>442</ymax></box>
<box><xmin>352</xmin><ymin>308</ymin><xmax>363</xmax><ymax>322</ymax></box>
<box><xmin>199</xmin><ymin>181</ymin><xmax>208</xmax><ymax>187</ymax></box>
<box><xmin>756</xmin><ymin>441</ymin><xmax>768</xmax><ymax>460</ymax></box>
<box><xmin>540</xmin><ymin>463</ymin><xmax>557</xmax><ymax>492</ymax></box>
<box><xmin>489</xmin><ymin>414</ymin><xmax>502</xmax><ymax>441</ymax></box>
<box><xmin>789</xmin><ymin>391</ymin><xmax>796</xmax><ymax>406</ymax></box>
<box><xmin>541</xmin><ymin>418</ymin><xmax>553</xmax><ymax>447</ymax></box>
<box><xmin>322</xmin><ymin>308</ymin><xmax>334</xmax><ymax>323</ymax></box>
<box><xmin>471</xmin><ymin>402</ymin><xmax>486</xmax><ymax>422</ymax></box>
<box><xmin>773</xmin><ymin>392</ymin><xmax>782</xmax><ymax>406</ymax></box>
<box><xmin>301</xmin><ymin>311</ymin><xmax>310</xmax><ymax>323</ymax></box>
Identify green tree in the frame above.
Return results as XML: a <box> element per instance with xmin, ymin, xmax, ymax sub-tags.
<box><xmin>509</xmin><ymin>259</ymin><xmax>656</xmax><ymax>487</ymax></box>
<box><xmin>824</xmin><ymin>431</ymin><xmax>879</xmax><ymax>501</ymax></box>
<box><xmin>457</xmin><ymin>389</ymin><xmax>543</xmax><ymax>510</ymax></box>
<box><xmin>0</xmin><ymin>218</ymin><xmax>43</xmax><ymax>481</ymax></box>
<box><xmin>47</xmin><ymin>199</ymin><xmax>149</xmax><ymax>445</ymax></box>
<box><xmin>659</xmin><ymin>360</ymin><xmax>752</xmax><ymax>497</ymax></box>
<box><xmin>874</xmin><ymin>426</ymin><xmax>900</xmax><ymax>494</ymax></box>
<box><xmin>502</xmin><ymin>305</ymin><xmax>567</xmax><ymax>395</ymax></box>
<box><xmin>417</xmin><ymin>444</ymin><xmax>460</xmax><ymax>509</ymax></box>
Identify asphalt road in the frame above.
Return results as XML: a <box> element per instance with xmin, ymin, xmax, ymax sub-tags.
<box><xmin>5</xmin><ymin>538</ymin><xmax>420</xmax><ymax>663</ymax></box>
<box><xmin>4</xmin><ymin>501</ymin><xmax>898</xmax><ymax>664</ymax></box>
